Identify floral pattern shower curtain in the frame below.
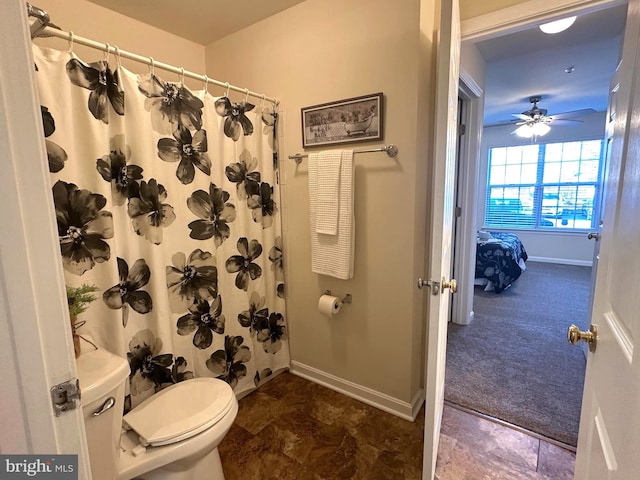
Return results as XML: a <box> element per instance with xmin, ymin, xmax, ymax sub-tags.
<box><xmin>34</xmin><ymin>45</ymin><xmax>289</xmax><ymax>408</ymax></box>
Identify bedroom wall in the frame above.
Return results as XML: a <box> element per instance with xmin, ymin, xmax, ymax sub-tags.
<box><xmin>204</xmin><ymin>0</ymin><xmax>436</xmax><ymax>412</ymax></box>
<box><xmin>454</xmin><ymin>41</ymin><xmax>486</xmax><ymax>326</ymax></box>
<box><xmin>460</xmin><ymin>39</ymin><xmax>486</xmax><ymax>238</ymax></box>
<box><xmin>461</xmin><ymin>41</ymin><xmax>486</xmax><ymax>89</ymax></box>
<box><xmin>478</xmin><ymin>111</ymin><xmax>605</xmax><ymax>265</ymax></box>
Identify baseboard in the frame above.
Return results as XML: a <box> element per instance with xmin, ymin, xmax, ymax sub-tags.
<box><xmin>290</xmin><ymin>361</ymin><xmax>424</xmax><ymax>422</ymax></box>
<box><xmin>452</xmin><ymin>310</ymin><xmax>474</xmax><ymax>326</ymax></box>
<box><xmin>528</xmin><ymin>256</ymin><xmax>593</xmax><ymax>267</ymax></box>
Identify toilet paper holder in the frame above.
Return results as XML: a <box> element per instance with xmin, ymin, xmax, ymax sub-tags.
<box><xmin>324</xmin><ymin>290</ymin><xmax>352</xmax><ymax>306</ymax></box>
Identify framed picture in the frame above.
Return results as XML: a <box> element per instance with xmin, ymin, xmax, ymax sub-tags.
<box><xmin>301</xmin><ymin>93</ymin><xmax>383</xmax><ymax>148</ymax></box>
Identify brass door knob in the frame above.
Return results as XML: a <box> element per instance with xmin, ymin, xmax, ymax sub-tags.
<box><xmin>567</xmin><ymin>324</ymin><xmax>598</xmax><ymax>353</ymax></box>
<box><xmin>441</xmin><ymin>278</ymin><xmax>457</xmax><ymax>293</ymax></box>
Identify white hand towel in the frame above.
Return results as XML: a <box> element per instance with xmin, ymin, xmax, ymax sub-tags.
<box><xmin>313</xmin><ymin>150</ymin><xmax>342</xmax><ymax>235</ymax></box>
<box><xmin>308</xmin><ymin>150</ymin><xmax>355</xmax><ymax>279</ymax></box>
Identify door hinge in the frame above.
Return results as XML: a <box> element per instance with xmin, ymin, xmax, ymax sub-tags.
<box><xmin>50</xmin><ymin>378</ymin><xmax>81</xmax><ymax>417</ymax></box>
<box><xmin>454</xmin><ymin>206</ymin><xmax>462</xmax><ymax>218</ymax></box>
<box><xmin>458</xmin><ymin>124</ymin><xmax>466</xmax><ymax>136</ymax></box>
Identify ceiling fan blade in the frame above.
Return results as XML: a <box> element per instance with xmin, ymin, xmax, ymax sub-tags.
<box><xmin>511</xmin><ymin>113</ymin><xmax>532</xmax><ymax>121</ymax></box>
<box><xmin>483</xmin><ymin>118</ymin><xmax>522</xmax><ymax>127</ymax></box>
<box><xmin>548</xmin><ymin>108</ymin><xmax>596</xmax><ymax>120</ymax></box>
<box><xmin>548</xmin><ymin>119</ymin><xmax>583</xmax><ymax>125</ymax></box>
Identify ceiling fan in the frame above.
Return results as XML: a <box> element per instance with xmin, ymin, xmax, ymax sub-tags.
<box><xmin>511</xmin><ymin>96</ymin><xmax>589</xmax><ymax>137</ymax></box>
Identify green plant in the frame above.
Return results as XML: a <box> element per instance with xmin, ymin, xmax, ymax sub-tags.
<box><xmin>66</xmin><ymin>284</ymin><xmax>100</xmax><ymax>317</ymax></box>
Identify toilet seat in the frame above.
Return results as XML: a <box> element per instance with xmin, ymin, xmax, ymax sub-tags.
<box><xmin>123</xmin><ymin>377</ymin><xmax>235</xmax><ymax>447</ymax></box>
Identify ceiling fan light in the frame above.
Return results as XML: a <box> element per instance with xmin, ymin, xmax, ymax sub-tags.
<box><xmin>539</xmin><ymin>16</ymin><xmax>576</xmax><ymax>34</ymax></box>
<box><xmin>532</xmin><ymin>122</ymin><xmax>551</xmax><ymax>136</ymax></box>
<box><xmin>515</xmin><ymin>125</ymin><xmax>534</xmax><ymax>138</ymax></box>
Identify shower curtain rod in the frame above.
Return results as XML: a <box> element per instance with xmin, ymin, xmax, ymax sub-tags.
<box><xmin>26</xmin><ymin>2</ymin><xmax>52</xmax><ymax>38</ymax></box>
<box><xmin>288</xmin><ymin>144</ymin><xmax>399</xmax><ymax>164</ymax></box>
<box><xmin>27</xmin><ymin>5</ymin><xmax>278</xmax><ymax>106</ymax></box>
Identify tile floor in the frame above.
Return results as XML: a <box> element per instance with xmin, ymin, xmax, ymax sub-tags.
<box><xmin>436</xmin><ymin>406</ymin><xmax>576</xmax><ymax>480</ymax></box>
<box><xmin>219</xmin><ymin>372</ymin><xmax>575</xmax><ymax>479</ymax></box>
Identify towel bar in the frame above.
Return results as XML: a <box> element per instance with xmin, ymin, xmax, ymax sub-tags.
<box><xmin>288</xmin><ymin>144</ymin><xmax>398</xmax><ymax>164</ymax></box>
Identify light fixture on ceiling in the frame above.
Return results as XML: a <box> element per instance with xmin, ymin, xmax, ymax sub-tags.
<box><xmin>515</xmin><ymin>122</ymin><xmax>551</xmax><ymax>138</ymax></box>
<box><xmin>539</xmin><ymin>16</ymin><xmax>577</xmax><ymax>34</ymax></box>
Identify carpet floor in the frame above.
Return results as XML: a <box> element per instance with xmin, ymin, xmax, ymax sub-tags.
<box><xmin>445</xmin><ymin>261</ymin><xmax>592</xmax><ymax>447</ymax></box>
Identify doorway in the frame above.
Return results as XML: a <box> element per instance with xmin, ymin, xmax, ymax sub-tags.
<box><xmin>445</xmin><ymin>0</ymin><xmax>617</xmax><ymax>454</ymax></box>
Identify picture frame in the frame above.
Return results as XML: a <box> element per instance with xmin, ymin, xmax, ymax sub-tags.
<box><xmin>301</xmin><ymin>93</ymin><xmax>383</xmax><ymax>148</ymax></box>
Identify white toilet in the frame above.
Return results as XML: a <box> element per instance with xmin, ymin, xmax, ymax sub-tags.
<box><xmin>76</xmin><ymin>345</ymin><xmax>238</xmax><ymax>480</ymax></box>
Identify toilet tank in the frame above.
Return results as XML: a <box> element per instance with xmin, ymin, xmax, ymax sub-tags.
<box><xmin>76</xmin><ymin>345</ymin><xmax>130</xmax><ymax>480</ymax></box>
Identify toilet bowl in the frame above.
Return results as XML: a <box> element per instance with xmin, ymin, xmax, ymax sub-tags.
<box><xmin>76</xmin><ymin>346</ymin><xmax>238</xmax><ymax>480</ymax></box>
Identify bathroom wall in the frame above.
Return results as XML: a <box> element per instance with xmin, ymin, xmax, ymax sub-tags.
<box><xmin>31</xmin><ymin>0</ymin><xmax>205</xmax><ymax>86</ymax></box>
<box><xmin>29</xmin><ymin>0</ymin><xmax>445</xmax><ymax>416</ymax></box>
<box><xmin>459</xmin><ymin>0</ymin><xmax>531</xmax><ymax>21</ymax></box>
<box><xmin>204</xmin><ymin>0</ymin><xmax>437</xmax><ymax>410</ymax></box>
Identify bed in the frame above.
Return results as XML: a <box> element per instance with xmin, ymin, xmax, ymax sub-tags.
<box><xmin>475</xmin><ymin>231</ymin><xmax>528</xmax><ymax>293</ymax></box>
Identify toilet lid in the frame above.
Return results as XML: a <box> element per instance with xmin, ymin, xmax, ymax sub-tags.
<box><xmin>123</xmin><ymin>377</ymin><xmax>235</xmax><ymax>447</ymax></box>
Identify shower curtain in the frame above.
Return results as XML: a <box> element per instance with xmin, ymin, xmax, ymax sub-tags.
<box><xmin>34</xmin><ymin>45</ymin><xmax>289</xmax><ymax>408</ymax></box>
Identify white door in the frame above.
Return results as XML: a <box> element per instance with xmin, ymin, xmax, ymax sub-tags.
<box><xmin>422</xmin><ymin>0</ymin><xmax>460</xmax><ymax>478</ymax></box>
<box><xmin>573</xmin><ymin>0</ymin><xmax>640</xmax><ymax>477</ymax></box>
<box><xmin>585</xmin><ymin>20</ymin><xmax>620</xmax><ymax>330</ymax></box>
<box><xmin>0</xmin><ymin>1</ymin><xmax>91</xmax><ymax>476</ymax></box>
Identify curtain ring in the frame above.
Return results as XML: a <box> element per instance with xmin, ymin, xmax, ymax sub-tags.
<box><xmin>148</xmin><ymin>56</ymin><xmax>155</xmax><ymax>76</ymax></box>
<box><xmin>260</xmin><ymin>94</ymin><xmax>266</xmax><ymax>109</ymax></box>
<box><xmin>103</xmin><ymin>43</ymin><xmax>110</xmax><ymax>63</ymax></box>
<box><xmin>202</xmin><ymin>75</ymin><xmax>209</xmax><ymax>92</ymax></box>
<box><xmin>179</xmin><ymin>67</ymin><xmax>185</xmax><ymax>86</ymax></box>
<box><xmin>67</xmin><ymin>31</ymin><xmax>74</xmax><ymax>53</ymax></box>
<box><xmin>113</xmin><ymin>45</ymin><xmax>122</xmax><ymax>68</ymax></box>
<box><xmin>224</xmin><ymin>82</ymin><xmax>230</xmax><ymax>98</ymax></box>
<box><xmin>244</xmin><ymin>88</ymin><xmax>250</xmax><ymax>103</ymax></box>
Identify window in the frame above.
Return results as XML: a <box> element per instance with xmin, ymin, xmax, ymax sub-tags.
<box><xmin>484</xmin><ymin>140</ymin><xmax>603</xmax><ymax>230</ymax></box>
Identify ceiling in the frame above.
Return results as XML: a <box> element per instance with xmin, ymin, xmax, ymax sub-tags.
<box><xmin>86</xmin><ymin>0</ymin><xmax>307</xmax><ymax>45</ymax></box>
<box><xmin>475</xmin><ymin>4</ymin><xmax>627</xmax><ymax>127</ymax></box>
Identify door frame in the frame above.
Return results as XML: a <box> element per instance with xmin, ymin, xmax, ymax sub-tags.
<box><xmin>450</xmin><ymin>75</ymin><xmax>483</xmax><ymax>325</ymax></box>
<box><xmin>0</xmin><ymin>1</ymin><xmax>91</xmax><ymax>475</ymax></box>
<box><xmin>461</xmin><ymin>0</ymin><xmax>627</xmax><ymax>42</ymax></box>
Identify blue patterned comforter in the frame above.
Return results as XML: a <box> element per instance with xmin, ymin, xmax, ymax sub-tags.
<box><xmin>475</xmin><ymin>232</ymin><xmax>528</xmax><ymax>293</ymax></box>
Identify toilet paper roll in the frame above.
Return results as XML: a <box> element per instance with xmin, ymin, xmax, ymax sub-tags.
<box><xmin>318</xmin><ymin>294</ymin><xmax>342</xmax><ymax>316</ymax></box>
